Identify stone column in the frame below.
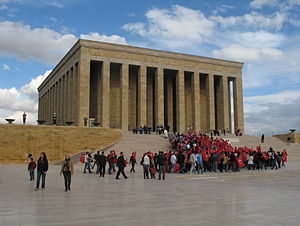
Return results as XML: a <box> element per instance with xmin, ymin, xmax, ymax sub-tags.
<box><xmin>155</xmin><ymin>67</ymin><xmax>164</xmax><ymax>126</ymax></box>
<box><xmin>208</xmin><ymin>73</ymin><xmax>215</xmax><ymax>131</ymax></box>
<box><xmin>220</xmin><ymin>75</ymin><xmax>230</xmax><ymax>130</ymax></box>
<box><xmin>228</xmin><ymin>80</ymin><xmax>232</xmax><ymax>133</ymax></box>
<box><xmin>69</xmin><ymin>68</ymin><xmax>73</xmax><ymax>122</ymax></box>
<box><xmin>78</xmin><ymin>58</ymin><xmax>90</xmax><ymax>127</ymax></box>
<box><xmin>233</xmin><ymin>76</ymin><xmax>244</xmax><ymax>133</ymax></box>
<box><xmin>120</xmin><ymin>62</ymin><xmax>129</xmax><ymax>130</ymax></box>
<box><xmin>192</xmin><ymin>71</ymin><xmax>201</xmax><ymax>132</ymax></box>
<box><xmin>58</xmin><ymin>79</ymin><xmax>61</xmax><ymax>125</ymax></box>
<box><xmin>138</xmin><ymin>65</ymin><xmax>147</xmax><ymax>127</ymax></box>
<box><xmin>101</xmin><ymin>59</ymin><xmax>110</xmax><ymax>128</ymax></box>
<box><xmin>73</xmin><ymin>65</ymin><xmax>79</xmax><ymax>125</ymax></box>
<box><xmin>65</xmin><ymin>72</ymin><xmax>69</xmax><ymax>122</ymax></box>
<box><xmin>176</xmin><ymin>70</ymin><xmax>185</xmax><ymax>132</ymax></box>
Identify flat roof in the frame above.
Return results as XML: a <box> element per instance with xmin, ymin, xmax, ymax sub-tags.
<box><xmin>38</xmin><ymin>39</ymin><xmax>244</xmax><ymax>91</ymax></box>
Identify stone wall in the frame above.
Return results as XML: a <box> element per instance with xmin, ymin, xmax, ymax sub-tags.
<box><xmin>0</xmin><ymin>124</ymin><xmax>121</xmax><ymax>164</ymax></box>
<box><xmin>273</xmin><ymin>133</ymin><xmax>300</xmax><ymax>144</ymax></box>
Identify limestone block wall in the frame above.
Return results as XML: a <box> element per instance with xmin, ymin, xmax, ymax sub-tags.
<box><xmin>273</xmin><ymin>133</ymin><xmax>300</xmax><ymax>144</ymax></box>
<box><xmin>0</xmin><ymin>124</ymin><xmax>121</xmax><ymax>164</ymax></box>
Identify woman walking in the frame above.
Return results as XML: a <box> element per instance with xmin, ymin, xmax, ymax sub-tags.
<box><xmin>60</xmin><ymin>154</ymin><xmax>74</xmax><ymax>192</ymax></box>
<box><xmin>35</xmin><ymin>152</ymin><xmax>48</xmax><ymax>191</ymax></box>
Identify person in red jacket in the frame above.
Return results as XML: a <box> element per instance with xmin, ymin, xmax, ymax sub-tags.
<box><xmin>28</xmin><ymin>157</ymin><xmax>36</xmax><ymax>181</ymax></box>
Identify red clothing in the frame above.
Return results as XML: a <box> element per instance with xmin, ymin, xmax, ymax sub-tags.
<box><xmin>28</xmin><ymin>161</ymin><xmax>36</xmax><ymax>170</ymax></box>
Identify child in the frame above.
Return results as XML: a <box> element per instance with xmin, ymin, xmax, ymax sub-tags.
<box><xmin>28</xmin><ymin>157</ymin><xmax>36</xmax><ymax>181</ymax></box>
<box><xmin>150</xmin><ymin>165</ymin><xmax>156</xmax><ymax>179</ymax></box>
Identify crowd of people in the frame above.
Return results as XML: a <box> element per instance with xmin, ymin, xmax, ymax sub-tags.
<box><xmin>26</xmin><ymin>130</ymin><xmax>289</xmax><ymax>192</ymax></box>
<box><xmin>167</xmin><ymin>131</ymin><xmax>288</xmax><ymax>174</ymax></box>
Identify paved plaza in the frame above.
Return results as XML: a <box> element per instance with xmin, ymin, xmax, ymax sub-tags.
<box><xmin>1</xmin><ymin>160</ymin><xmax>300</xmax><ymax>226</ymax></box>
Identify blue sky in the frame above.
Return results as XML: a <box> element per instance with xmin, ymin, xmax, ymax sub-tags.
<box><xmin>0</xmin><ymin>0</ymin><xmax>299</xmax><ymax>135</ymax></box>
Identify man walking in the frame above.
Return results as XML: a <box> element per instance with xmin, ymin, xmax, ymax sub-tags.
<box><xmin>99</xmin><ymin>151</ymin><xmax>107</xmax><ymax>177</ymax></box>
<box><xmin>116</xmin><ymin>152</ymin><xmax>128</xmax><ymax>179</ymax></box>
<box><xmin>157</xmin><ymin>151</ymin><xmax>167</xmax><ymax>180</ymax></box>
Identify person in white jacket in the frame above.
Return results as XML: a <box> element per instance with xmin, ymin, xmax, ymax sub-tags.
<box><xmin>142</xmin><ymin>153</ymin><xmax>150</xmax><ymax>179</ymax></box>
<box><xmin>170</xmin><ymin>153</ymin><xmax>177</xmax><ymax>173</ymax></box>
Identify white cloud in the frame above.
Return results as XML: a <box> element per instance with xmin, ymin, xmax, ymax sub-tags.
<box><xmin>2</xmin><ymin>64</ymin><xmax>10</xmax><ymax>70</ymax></box>
<box><xmin>0</xmin><ymin>70</ymin><xmax>51</xmax><ymax>124</ymax></box>
<box><xmin>250</xmin><ymin>0</ymin><xmax>278</xmax><ymax>9</ymax></box>
<box><xmin>213</xmin><ymin>44</ymin><xmax>282</xmax><ymax>62</ymax></box>
<box><xmin>80</xmin><ymin>32</ymin><xmax>128</xmax><ymax>45</ymax></box>
<box><xmin>0</xmin><ymin>21</ymin><xmax>77</xmax><ymax>64</ymax></box>
<box><xmin>123</xmin><ymin>5</ymin><xmax>214</xmax><ymax>49</ymax></box>
<box><xmin>244</xmin><ymin>91</ymin><xmax>300</xmax><ymax>135</ymax></box>
<box><xmin>211</xmin><ymin>11</ymin><xmax>286</xmax><ymax>31</ymax></box>
<box><xmin>0</xmin><ymin>4</ymin><xmax>8</xmax><ymax>9</ymax></box>
<box><xmin>0</xmin><ymin>21</ymin><xmax>128</xmax><ymax>65</ymax></box>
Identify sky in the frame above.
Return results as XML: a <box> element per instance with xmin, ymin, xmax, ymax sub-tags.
<box><xmin>0</xmin><ymin>0</ymin><xmax>299</xmax><ymax>136</ymax></box>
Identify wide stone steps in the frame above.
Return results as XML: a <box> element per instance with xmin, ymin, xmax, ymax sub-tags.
<box><xmin>105</xmin><ymin>132</ymin><xmax>171</xmax><ymax>160</ymax></box>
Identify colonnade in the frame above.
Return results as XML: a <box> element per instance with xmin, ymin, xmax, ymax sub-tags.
<box><xmin>80</xmin><ymin>59</ymin><xmax>244</xmax><ymax>133</ymax></box>
<box><xmin>38</xmin><ymin>63</ymin><xmax>79</xmax><ymax>126</ymax></box>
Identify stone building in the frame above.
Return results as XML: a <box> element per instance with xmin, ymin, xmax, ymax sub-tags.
<box><xmin>38</xmin><ymin>39</ymin><xmax>244</xmax><ymax>133</ymax></box>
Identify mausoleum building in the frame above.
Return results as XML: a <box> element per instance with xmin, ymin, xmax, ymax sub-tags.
<box><xmin>38</xmin><ymin>39</ymin><xmax>244</xmax><ymax>133</ymax></box>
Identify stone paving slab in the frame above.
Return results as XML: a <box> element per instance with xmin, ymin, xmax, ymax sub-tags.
<box><xmin>0</xmin><ymin>161</ymin><xmax>300</xmax><ymax>226</ymax></box>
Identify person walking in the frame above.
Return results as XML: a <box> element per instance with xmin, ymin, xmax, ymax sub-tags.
<box><xmin>157</xmin><ymin>151</ymin><xmax>167</xmax><ymax>180</ymax></box>
<box><xmin>60</xmin><ymin>154</ymin><xmax>74</xmax><ymax>192</ymax></box>
<box><xmin>28</xmin><ymin>157</ymin><xmax>36</xmax><ymax>181</ymax></box>
<box><xmin>116</xmin><ymin>152</ymin><xmax>128</xmax><ymax>180</ymax></box>
<box><xmin>83</xmin><ymin>152</ymin><xmax>92</xmax><ymax>173</ymax></box>
<box><xmin>98</xmin><ymin>151</ymin><xmax>107</xmax><ymax>177</ymax></box>
<box><xmin>261</xmin><ymin>134</ymin><xmax>265</xmax><ymax>143</ymax></box>
<box><xmin>141</xmin><ymin>153</ymin><xmax>150</xmax><ymax>179</ymax></box>
<box><xmin>35</xmin><ymin>152</ymin><xmax>48</xmax><ymax>191</ymax></box>
<box><xmin>129</xmin><ymin>152</ymin><xmax>137</xmax><ymax>173</ymax></box>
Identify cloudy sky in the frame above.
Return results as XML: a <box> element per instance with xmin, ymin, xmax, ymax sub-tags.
<box><xmin>0</xmin><ymin>0</ymin><xmax>299</xmax><ymax>135</ymax></box>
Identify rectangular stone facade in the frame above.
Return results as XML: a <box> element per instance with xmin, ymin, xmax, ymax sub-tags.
<box><xmin>38</xmin><ymin>40</ymin><xmax>244</xmax><ymax>133</ymax></box>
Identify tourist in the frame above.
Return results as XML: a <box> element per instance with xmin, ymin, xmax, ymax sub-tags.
<box><xmin>261</xmin><ymin>134</ymin><xmax>265</xmax><ymax>143</ymax></box>
<box><xmin>211</xmin><ymin>152</ymin><xmax>218</xmax><ymax>172</ymax></box>
<box><xmin>28</xmin><ymin>157</ymin><xmax>36</xmax><ymax>181</ymax></box>
<box><xmin>141</xmin><ymin>153</ymin><xmax>150</xmax><ymax>179</ymax></box>
<box><xmin>177</xmin><ymin>151</ymin><xmax>185</xmax><ymax>173</ymax></box>
<box><xmin>98</xmin><ymin>151</ymin><xmax>107</xmax><ymax>177</ymax></box>
<box><xmin>93</xmin><ymin>151</ymin><xmax>100</xmax><ymax>174</ymax></box>
<box><xmin>157</xmin><ymin>151</ymin><xmax>167</xmax><ymax>180</ymax></box>
<box><xmin>53</xmin><ymin>113</ymin><xmax>57</xmax><ymax>126</ymax></box>
<box><xmin>150</xmin><ymin>163</ymin><xmax>156</xmax><ymax>179</ymax></box>
<box><xmin>196</xmin><ymin>152</ymin><xmax>203</xmax><ymax>174</ymax></box>
<box><xmin>282</xmin><ymin>149</ymin><xmax>288</xmax><ymax>167</ymax></box>
<box><xmin>129</xmin><ymin>152</ymin><xmax>136</xmax><ymax>173</ymax></box>
<box><xmin>23</xmin><ymin>112</ymin><xmax>27</xmax><ymax>124</ymax></box>
<box><xmin>247</xmin><ymin>154</ymin><xmax>254</xmax><ymax>170</ymax></box>
<box><xmin>189</xmin><ymin>152</ymin><xmax>196</xmax><ymax>174</ymax></box>
<box><xmin>276</xmin><ymin>152</ymin><xmax>282</xmax><ymax>169</ymax></box>
<box><xmin>83</xmin><ymin>152</ymin><xmax>92</xmax><ymax>173</ymax></box>
<box><xmin>83</xmin><ymin>115</ymin><xmax>88</xmax><ymax>126</ymax></box>
<box><xmin>170</xmin><ymin>152</ymin><xmax>177</xmax><ymax>173</ymax></box>
<box><xmin>60</xmin><ymin>154</ymin><xmax>73</xmax><ymax>192</ymax></box>
<box><xmin>108</xmin><ymin>150</ymin><xmax>117</xmax><ymax>175</ymax></box>
<box><xmin>35</xmin><ymin>152</ymin><xmax>48</xmax><ymax>191</ymax></box>
<box><xmin>116</xmin><ymin>152</ymin><xmax>128</xmax><ymax>180</ymax></box>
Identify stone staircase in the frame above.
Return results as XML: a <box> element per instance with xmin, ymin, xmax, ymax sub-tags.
<box><xmin>105</xmin><ymin>132</ymin><xmax>171</xmax><ymax>161</ymax></box>
<box><xmin>218</xmin><ymin>134</ymin><xmax>300</xmax><ymax>162</ymax></box>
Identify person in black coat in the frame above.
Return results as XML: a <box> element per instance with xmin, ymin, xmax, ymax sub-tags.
<box><xmin>35</xmin><ymin>152</ymin><xmax>49</xmax><ymax>191</ymax></box>
<box><xmin>116</xmin><ymin>152</ymin><xmax>128</xmax><ymax>180</ymax></box>
<box><xmin>98</xmin><ymin>151</ymin><xmax>107</xmax><ymax>177</ymax></box>
<box><xmin>157</xmin><ymin>152</ymin><xmax>167</xmax><ymax>180</ymax></box>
